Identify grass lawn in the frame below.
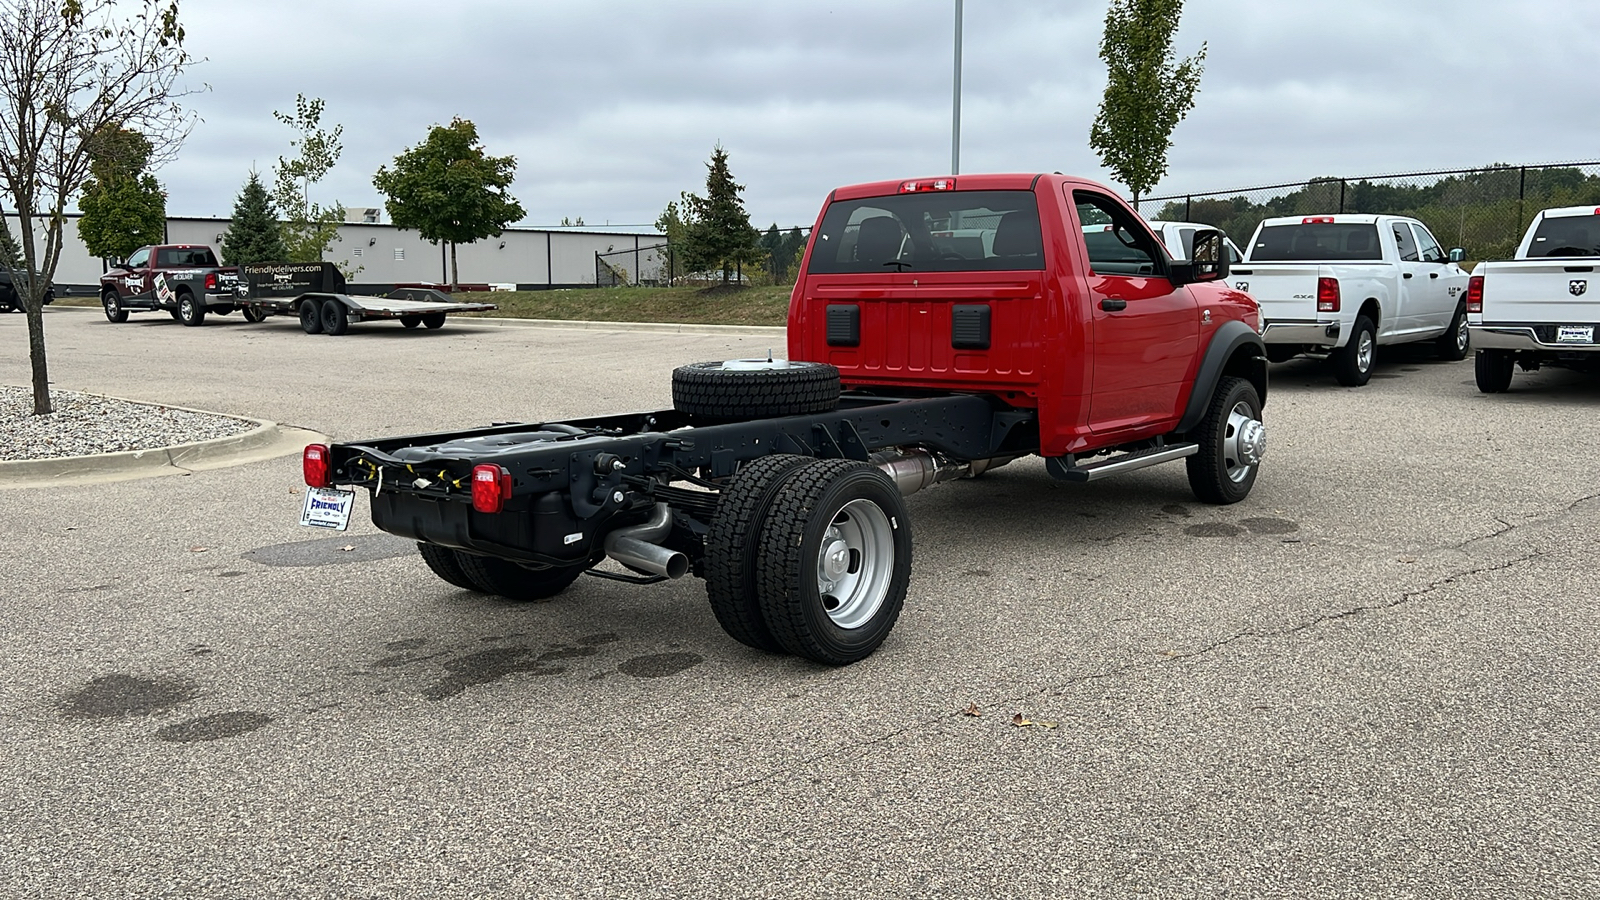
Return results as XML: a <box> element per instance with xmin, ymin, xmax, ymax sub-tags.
<box><xmin>56</xmin><ymin>284</ymin><xmax>795</xmax><ymax>326</ymax></box>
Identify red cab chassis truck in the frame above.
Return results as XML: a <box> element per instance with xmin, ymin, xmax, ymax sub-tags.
<box><xmin>302</xmin><ymin>174</ymin><xmax>1268</xmax><ymax>665</ymax></box>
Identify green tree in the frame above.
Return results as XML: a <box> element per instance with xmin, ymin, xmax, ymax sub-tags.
<box><xmin>76</xmin><ymin>125</ymin><xmax>167</xmax><ymax>261</ymax></box>
<box><xmin>1088</xmin><ymin>0</ymin><xmax>1206</xmax><ymax>204</ymax></box>
<box><xmin>678</xmin><ymin>145</ymin><xmax>761</xmax><ymax>285</ymax></box>
<box><xmin>219</xmin><ymin>171</ymin><xmax>287</xmax><ymax>265</ymax></box>
<box><xmin>372</xmin><ymin>117</ymin><xmax>525</xmax><ymax>289</ymax></box>
<box><xmin>273</xmin><ymin>94</ymin><xmax>345</xmax><ymax>263</ymax></box>
<box><xmin>0</xmin><ymin>215</ymin><xmax>19</xmax><ymax>269</ymax></box>
<box><xmin>0</xmin><ymin>0</ymin><xmax>195</xmax><ymax>414</ymax></box>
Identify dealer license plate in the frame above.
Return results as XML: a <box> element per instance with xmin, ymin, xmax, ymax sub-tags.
<box><xmin>1557</xmin><ymin>325</ymin><xmax>1594</xmax><ymax>343</ymax></box>
<box><xmin>300</xmin><ymin>487</ymin><xmax>355</xmax><ymax>531</ymax></box>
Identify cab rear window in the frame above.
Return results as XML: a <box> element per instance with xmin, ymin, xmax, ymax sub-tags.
<box><xmin>807</xmin><ymin>190</ymin><xmax>1043</xmax><ymax>273</ymax></box>
<box><xmin>1527</xmin><ymin>216</ymin><xmax>1600</xmax><ymax>257</ymax></box>
<box><xmin>1250</xmin><ymin>223</ymin><xmax>1382</xmax><ymax>261</ymax></box>
<box><xmin>157</xmin><ymin>247</ymin><xmax>219</xmax><ymax>267</ymax></box>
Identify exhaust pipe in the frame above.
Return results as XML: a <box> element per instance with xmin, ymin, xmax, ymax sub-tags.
<box><xmin>871</xmin><ymin>449</ymin><xmax>1016</xmax><ymax>497</ymax></box>
<box><xmin>604</xmin><ymin>502</ymin><xmax>689</xmax><ymax>579</ymax></box>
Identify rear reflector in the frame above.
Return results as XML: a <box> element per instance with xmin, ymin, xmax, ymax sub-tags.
<box><xmin>472</xmin><ymin>464</ymin><xmax>513</xmax><ymax>513</ymax></box>
<box><xmin>900</xmin><ymin>179</ymin><xmax>954</xmax><ymax>193</ymax></box>
<box><xmin>1303</xmin><ymin>216</ymin><xmax>1336</xmax><ymax>224</ymax></box>
<box><xmin>303</xmin><ymin>444</ymin><xmax>331</xmax><ymax>488</ymax></box>
<box><xmin>1466</xmin><ymin>275</ymin><xmax>1484</xmax><ymax>313</ymax></box>
<box><xmin>1317</xmin><ymin>277</ymin><xmax>1341</xmax><ymax>313</ymax></box>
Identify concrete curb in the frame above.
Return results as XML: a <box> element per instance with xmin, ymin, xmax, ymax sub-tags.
<box><xmin>0</xmin><ymin>391</ymin><xmax>326</xmax><ymax>488</ymax></box>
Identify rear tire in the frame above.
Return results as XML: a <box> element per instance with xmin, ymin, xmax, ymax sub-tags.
<box><xmin>703</xmin><ymin>454</ymin><xmax>815</xmax><ymax>654</ymax></box>
<box><xmin>1475</xmin><ymin>350</ymin><xmax>1515</xmax><ymax>393</ymax></box>
<box><xmin>417</xmin><ymin>543</ymin><xmax>478</xmax><ymax>591</ymax></box>
<box><xmin>755</xmin><ymin>459</ymin><xmax>911</xmax><ymax>666</ymax></box>
<box><xmin>422</xmin><ymin>312</ymin><xmax>447</xmax><ymax>329</ymax></box>
<box><xmin>299</xmin><ymin>299</ymin><xmax>324</xmax><ymax>334</ymax></box>
<box><xmin>101</xmin><ymin>291</ymin><xmax>128</xmax><ymax>323</ymax></box>
<box><xmin>457</xmin><ymin>554</ymin><xmax>585</xmax><ymax>601</ymax></box>
<box><xmin>1436</xmin><ymin>302</ymin><xmax>1470</xmax><ymax>361</ymax></box>
<box><xmin>400</xmin><ymin>315</ymin><xmax>421</xmax><ymax>329</ymax></box>
<box><xmin>177</xmin><ymin>290</ymin><xmax>205</xmax><ymax>326</ymax></box>
<box><xmin>672</xmin><ymin>359</ymin><xmax>841</xmax><ymax>420</ymax></box>
<box><xmin>1332</xmin><ymin>315</ymin><xmax>1376</xmax><ymax>386</ymax></box>
<box><xmin>1185</xmin><ymin>375</ymin><xmax>1265</xmax><ymax>505</ymax></box>
<box><xmin>320</xmin><ymin>298</ymin><xmax>350</xmax><ymax>335</ymax></box>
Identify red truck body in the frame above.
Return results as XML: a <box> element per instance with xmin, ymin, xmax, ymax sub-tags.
<box><xmin>788</xmin><ymin>173</ymin><xmax>1260</xmax><ymax>457</ymax></box>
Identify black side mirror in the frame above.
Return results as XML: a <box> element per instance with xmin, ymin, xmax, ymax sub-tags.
<box><xmin>1172</xmin><ymin>229</ymin><xmax>1230</xmax><ymax>285</ymax></box>
<box><xmin>1448</xmin><ymin>248</ymin><xmax>1466</xmax><ymax>263</ymax></box>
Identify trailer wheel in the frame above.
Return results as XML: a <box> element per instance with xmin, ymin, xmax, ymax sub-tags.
<box><xmin>422</xmin><ymin>312</ymin><xmax>447</xmax><ymax>329</ymax></box>
<box><xmin>456</xmin><ymin>553</ymin><xmax>586</xmax><ymax>602</ymax></box>
<box><xmin>703</xmin><ymin>454</ymin><xmax>815</xmax><ymax>654</ymax></box>
<box><xmin>672</xmin><ymin>359</ymin><xmax>840</xmax><ymax>420</ymax></box>
<box><xmin>241</xmin><ymin>306</ymin><xmax>268</xmax><ymax>323</ymax></box>
<box><xmin>320</xmin><ymin>298</ymin><xmax>350</xmax><ymax>335</ymax></box>
<box><xmin>1185</xmin><ymin>375</ymin><xmax>1265</xmax><ymax>505</ymax></box>
<box><xmin>417</xmin><ymin>543</ymin><xmax>478</xmax><ymax>591</ymax></box>
<box><xmin>177</xmin><ymin>290</ymin><xmax>205</xmax><ymax>326</ymax></box>
<box><xmin>755</xmin><ymin>459</ymin><xmax>911</xmax><ymax>666</ymax></box>
<box><xmin>101</xmin><ymin>290</ymin><xmax>128</xmax><ymax>323</ymax></box>
<box><xmin>299</xmin><ymin>299</ymin><xmax>324</xmax><ymax>334</ymax></box>
<box><xmin>400</xmin><ymin>315</ymin><xmax>421</xmax><ymax>329</ymax></box>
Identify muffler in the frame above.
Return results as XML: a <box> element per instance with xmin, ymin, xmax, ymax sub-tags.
<box><xmin>603</xmin><ymin>503</ymin><xmax>689</xmax><ymax>579</ymax></box>
<box><xmin>871</xmin><ymin>449</ymin><xmax>1016</xmax><ymax>497</ymax></box>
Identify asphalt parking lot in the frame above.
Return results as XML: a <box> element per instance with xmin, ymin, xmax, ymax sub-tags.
<box><xmin>2</xmin><ymin>307</ymin><xmax>1598</xmax><ymax>898</ymax></box>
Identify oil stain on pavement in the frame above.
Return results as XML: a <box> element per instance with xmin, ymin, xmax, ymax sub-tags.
<box><xmin>156</xmin><ymin>711</ymin><xmax>273</xmax><ymax>743</ymax></box>
<box><xmin>1184</xmin><ymin>522</ymin><xmax>1246</xmax><ymax>538</ymax></box>
<box><xmin>422</xmin><ymin>647</ymin><xmax>568</xmax><ymax>701</ymax></box>
<box><xmin>59</xmin><ymin>674</ymin><xmax>199</xmax><ymax>719</ymax></box>
<box><xmin>618</xmin><ymin>652</ymin><xmax>704</xmax><ymax>679</ymax></box>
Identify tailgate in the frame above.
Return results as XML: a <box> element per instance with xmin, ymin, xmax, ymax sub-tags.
<box><xmin>1479</xmin><ymin>261</ymin><xmax>1600</xmax><ymax>323</ymax></box>
<box><xmin>1228</xmin><ymin>265</ymin><xmax>1323</xmax><ymax>321</ymax></box>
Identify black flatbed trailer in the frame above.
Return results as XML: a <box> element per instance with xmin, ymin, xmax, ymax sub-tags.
<box><xmin>236</xmin><ymin>263</ymin><xmax>496</xmax><ymax>334</ymax></box>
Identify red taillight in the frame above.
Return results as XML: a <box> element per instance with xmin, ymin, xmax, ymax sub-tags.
<box><xmin>303</xmin><ymin>444</ymin><xmax>331</xmax><ymax>488</ymax></box>
<box><xmin>1317</xmin><ymin>277</ymin><xmax>1341</xmax><ymax>313</ymax></box>
<box><xmin>1303</xmin><ymin>216</ymin><xmax>1335</xmax><ymax>224</ymax></box>
<box><xmin>1466</xmin><ymin>275</ymin><xmax>1484</xmax><ymax>313</ymax></box>
<box><xmin>900</xmin><ymin>178</ymin><xmax>955</xmax><ymax>193</ymax></box>
<box><xmin>205</xmin><ymin>273</ymin><xmax>217</xmax><ymax>290</ymax></box>
<box><xmin>471</xmin><ymin>464</ymin><xmax>512</xmax><ymax>514</ymax></box>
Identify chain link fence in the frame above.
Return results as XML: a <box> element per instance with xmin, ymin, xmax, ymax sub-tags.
<box><xmin>595</xmin><ymin>227</ymin><xmax>812</xmax><ymax>287</ymax></box>
<box><xmin>1136</xmin><ymin>162</ymin><xmax>1600</xmax><ymax>261</ymax></box>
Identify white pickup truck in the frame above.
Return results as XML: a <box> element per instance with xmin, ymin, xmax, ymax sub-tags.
<box><xmin>1468</xmin><ymin>205</ymin><xmax>1600</xmax><ymax>392</ymax></box>
<box><xmin>1145</xmin><ymin>220</ymin><xmax>1245</xmax><ymax>266</ymax></box>
<box><xmin>1232</xmin><ymin>215</ymin><xmax>1471</xmax><ymax>385</ymax></box>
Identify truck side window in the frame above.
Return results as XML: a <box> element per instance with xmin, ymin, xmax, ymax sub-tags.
<box><xmin>1411</xmin><ymin>224</ymin><xmax>1446</xmax><ymax>263</ymax></box>
<box><xmin>126</xmin><ymin>247</ymin><xmax>149</xmax><ymax>269</ymax></box>
<box><xmin>1073</xmin><ymin>192</ymin><xmax>1159</xmax><ymax>276</ymax></box>
<box><xmin>1392</xmin><ymin>223</ymin><xmax>1419</xmax><ymax>262</ymax></box>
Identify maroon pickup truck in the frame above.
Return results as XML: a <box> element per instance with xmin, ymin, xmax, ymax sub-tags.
<box><xmin>99</xmin><ymin>244</ymin><xmax>242</xmax><ymax>326</ymax></box>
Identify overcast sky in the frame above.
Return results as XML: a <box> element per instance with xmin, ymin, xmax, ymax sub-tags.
<box><xmin>161</xmin><ymin>0</ymin><xmax>1598</xmax><ymax>232</ymax></box>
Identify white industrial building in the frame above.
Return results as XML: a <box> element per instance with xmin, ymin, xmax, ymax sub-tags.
<box><xmin>8</xmin><ymin>213</ymin><xmax>666</xmax><ymax>294</ymax></box>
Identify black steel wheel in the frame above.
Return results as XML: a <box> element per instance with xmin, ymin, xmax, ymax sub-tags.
<box><xmin>299</xmin><ymin>299</ymin><xmax>324</xmax><ymax>334</ymax></box>
<box><xmin>422</xmin><ymin>312</ymin><xmax>447</xmax><ymax>329</ymax></box>
<box><xmin>1475</xmin><ymin>350</ymin><xmax>1515</xmax><ymax>393</ymax></box>
<box><xmin>1185</xmin><ymin>375</ymin><xmax>1265</xmax><ymax>505</ymax></box>
<box><xmin>320</xmin><ymin>298</ymin><xmax>350</xmax><ymax>335</ymax></box>
<box><xmin>177</xmin><ymin>291</ymin><xmax>205</xmax><ymax>326</ymax></box>
<box><xmin>101</xmin><ymin>291</ymin><xmax>128</xmax><ymax>323</ymax></box>
<box><xmin>417</xmin><ymin>543</ymin><xmax>479</xmax><ymax>591</ymax></box>
<box><xmin>457</xmin><ymin>554</ymin><xmax>586</xmax><ymax>602</ymax></box>
<box><xmin>703</xmin><ymin>454</ymin><xmax>815</xmax><ymax>654</ymax></box>
<box><xmin>754</xmin><ymin>459</ymin><xmax>911</xmax><ymax>666</ymax></box>
<box><xmin>400</xmin><ymin>315</ymin><xmax>422</xmax><ymax>329</ymax></box>
<box><xmin>1332</xmin><ymin>315</ymin><xmax>1376</xmax><ymax>386</ymax></box>
<box><xmin>672</xmin><ymin>359</ymin><xmax>841</xmax><ymax>420</ymax></box>
<box><xmin>1437</xmin><ymin>302</ymin><xmax>1470</xmax><ymax>361</ymax></box>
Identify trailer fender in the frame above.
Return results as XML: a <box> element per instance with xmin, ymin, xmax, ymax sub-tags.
<box><xmin>1176</xmin><ymin>320</ymin><xmax>1267</xmax><ymax>435</ymax></box>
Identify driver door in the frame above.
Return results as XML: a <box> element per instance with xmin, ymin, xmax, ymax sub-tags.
<box><xmin>118</xmin><ymin>247</ymin><xmax>153</xmax><ymax>303</ymax></box>
<box><xmin>1069</xmin><ymin>190</ymin><xmax>1199</xmax><ymax>433</ymax></box>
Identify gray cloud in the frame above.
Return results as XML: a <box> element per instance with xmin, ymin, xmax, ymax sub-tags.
<box><xmin>161</xmin><ymin>0</ymin><xmax>1597</xmax><ymax>229</ymax></box>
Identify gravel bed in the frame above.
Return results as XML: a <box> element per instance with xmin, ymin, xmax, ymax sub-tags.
<box><xmin>0</xmin><ymin>385</ymin><xmax>257</xmax><ymax>461</ymax></box>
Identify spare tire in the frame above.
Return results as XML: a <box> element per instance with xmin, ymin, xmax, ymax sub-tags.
<box><xmin>672</xmin><ymin>359</ymin><xmax>840</xmax><ymax>420</ymax></box>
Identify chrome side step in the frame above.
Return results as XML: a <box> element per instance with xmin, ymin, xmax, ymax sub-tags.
<box><xmin>1045</xmin><ymin>443</ymin><xmax>1199</xmax><ymax>483</ymax></box>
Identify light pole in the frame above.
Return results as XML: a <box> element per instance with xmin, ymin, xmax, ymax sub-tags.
<box><xmin>952</xmin><ymin>0</ymin><xmax>963</xmax><ymax>175</ymax></box>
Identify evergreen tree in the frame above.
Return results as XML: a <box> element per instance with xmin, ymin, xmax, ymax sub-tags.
<box><xmin>679</xmin><ymin>145</ymin><xmax>761</xmax><ymax>284</ymax></box>
<box><xmin>220</xmin><ymin>171</ymin><xmax>287</xmax><ymax>265</ymax></box>
<box><xmin>0</xmin><ymin>214</ymin><xmax>19</xmax><ymax>269</ymax></box>
<box><xmin>76</xmin><ymin>125</ymin><xmax>166</xmax><ymax>261</ymax></box>
<box><xmin>760</xmin><ymin>223</ymin><xmax>783</xmax><ymax>280</ymax></box>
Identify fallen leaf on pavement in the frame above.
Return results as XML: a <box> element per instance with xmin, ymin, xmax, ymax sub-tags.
<box><xmin>961</xmin><ymin>702</ymin><xmax>981</xmax><ymax>717</ymax></box>
<box><xmin>190</xmin><ymin>547</ymin><xmax>209</xmax><ymax>553</ymax></box>
<box><xmin>1038</xmin><ymin>721</ymin><xmax>1058</xmax><ymax>730</ymax></box>
<box><xmin>1012</xmin><ymin>713</ymin><xmax>1033</xmax><ymax>727</ymax></box>
<box><xmin>339</xmin><ymin>545</ymin><xmax>355</xmax><ymax>552</ymax></box>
